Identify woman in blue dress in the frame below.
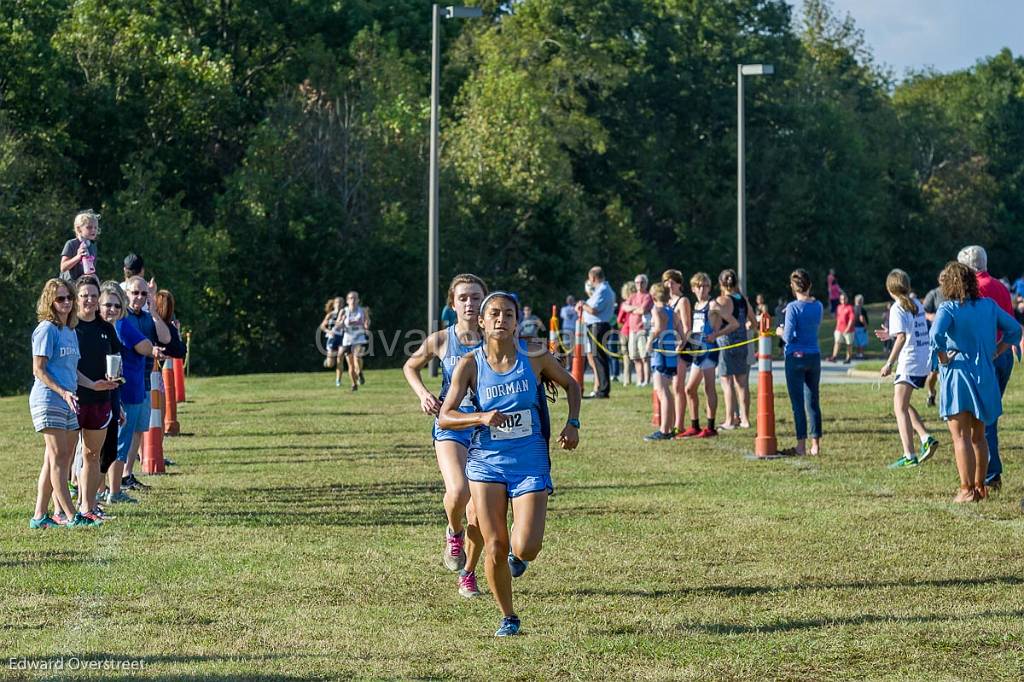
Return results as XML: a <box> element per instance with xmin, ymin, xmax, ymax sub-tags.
<box><xmin>930</xmin><ymin>261</ymin><xmax>1021</xmax><ymax>502</ymax></box>
<box><xmin>404</xmin><ymin>274</ymin><xmax>488</xmax><ymax>598</ymax></box>
<box><xmin>439</xmin><ymin>292</ymin><xmax>581</xmax><ymax>637</ymax></box>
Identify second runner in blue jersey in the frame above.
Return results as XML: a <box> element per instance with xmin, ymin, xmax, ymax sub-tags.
<box><xmin>404</xmin><ymin>274</ymin><xmax>488</xmax><ymax>598</ymax></box>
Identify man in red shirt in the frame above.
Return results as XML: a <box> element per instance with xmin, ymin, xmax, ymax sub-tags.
<box><xmin>958</xmin><ymin>245</ymin><xmax>1017</xmax><ymax>489</ymax></box>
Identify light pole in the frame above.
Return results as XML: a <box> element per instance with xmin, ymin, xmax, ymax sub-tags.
<box><xmin>737</xmin><ymin>63</ymin><xmax>773</xmax><ymax>296</ymax></box>
<box><xmin>428</xmin><ymin>4</ymin><xmax>482</xmax><ymax>375</ymax></box>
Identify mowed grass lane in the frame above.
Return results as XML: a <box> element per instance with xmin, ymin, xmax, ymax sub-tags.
<box><xmin>1</xmin><ymin>367</ymin><xmax>1023</xmax><ymax>680</ymax></box>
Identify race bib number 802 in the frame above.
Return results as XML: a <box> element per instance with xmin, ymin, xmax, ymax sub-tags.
<box><xmin>489</xmin><ymin>410</ymin><xmax>533</xmax><ymax>440</ymax></box>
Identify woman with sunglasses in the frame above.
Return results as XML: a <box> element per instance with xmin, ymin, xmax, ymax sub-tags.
<box><xmin>93</xmin><ymin>283</ymin><xmax>128</xmax><ymax>507</ymax></box>
<box><xmin>439</xmin><ymin>291</ymin><xmax>581</xmax><ymax>637</ymax></box>
<box><xmin>29</xmin><ymin>279</ymin><xmax>87</xmax><ymax>528</ymax></box>
<box><xmin>72</xmin><ymin>276</ymin><xmax>122</xmax><ymax>522</ymax></box>
<box><xmin>106</xmin><ymin>276</ymin><xmax>166</xmax><ymax>502</ymax></box>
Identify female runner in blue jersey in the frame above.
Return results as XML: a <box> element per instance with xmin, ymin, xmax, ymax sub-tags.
<box><xmin>439</xmin><ymin>292</ymin><xmax>581</xmax><ymax>637</ymax></box>
<box><xmin>404</xmin><ymin>274</ymin><xmax>488</xmax><ymax>598</ymax></box>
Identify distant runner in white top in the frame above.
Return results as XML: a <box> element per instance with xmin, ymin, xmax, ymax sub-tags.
<box><xmin>879</xmin><ymin>269</ymin><xmax>938</xmax><ymax>469</ymax></box>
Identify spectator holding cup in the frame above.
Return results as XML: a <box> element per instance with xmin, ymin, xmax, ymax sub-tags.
<box><xmin>73</xmin><ymin>276</ymin><xmax>122</xmax><ymax>521</ymax></box>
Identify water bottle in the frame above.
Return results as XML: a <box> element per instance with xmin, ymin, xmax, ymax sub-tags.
<box><xmin>81</xmin><ymin>239</ymin><xmax>96</xmax><ymax>275</ymax></box>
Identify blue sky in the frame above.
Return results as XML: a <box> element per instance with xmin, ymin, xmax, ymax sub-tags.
<box><xmin>825</xmin><ymin>0</ymin><xmax>1024</xmax><ymax>75</ymax></box>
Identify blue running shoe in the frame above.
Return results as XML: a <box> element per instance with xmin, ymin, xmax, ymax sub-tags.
<box><xmin>495</xmin><ymin>615</ymin><xmax>521</xmax><ymax>637</ymax></box>
<box><xmin>508</xmin><ymin>552</ymin><xmax>529</xmax><ymax>578</ymax></box>
<box><xmin>643</xmin><ymin>430</ymin><xmax>673</xmax><ymax>441</ymax></box>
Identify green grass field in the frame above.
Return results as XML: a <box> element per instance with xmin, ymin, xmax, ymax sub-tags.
<box><xmin>2</xmin><ymin>364</ymin><xmax>1024</xmax><ymax>680</ymax></box>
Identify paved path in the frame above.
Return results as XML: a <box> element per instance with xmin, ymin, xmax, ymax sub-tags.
<box><xmin>587</xmin><ymin>359</ymin><xmax>881</xmax><ymax>386</ymax></box>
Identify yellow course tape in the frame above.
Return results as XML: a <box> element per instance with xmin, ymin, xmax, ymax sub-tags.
<box><xmin>585</xmin><ymin>328</ymin><xmax>768</xmax><ymax>359</ymax></box>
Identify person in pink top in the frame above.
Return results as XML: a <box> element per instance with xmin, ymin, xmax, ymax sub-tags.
<box><xmin>957</xmin><ymin>245</ymin><xmax>1017</xmax><ymax>489</ymax></box>
<box><xmin>829</xmin><ymin>292</ymin><xmax>855</xmax><ymax>363</ymax></box>
<box><xmin>827</xmin><ymin>269</ymin><xmax>842</xmax><ymax>317</ymax></box>
<box><xmin>621</xmin><ymin>274</ymin><xmax>654</xmax><ymax>387</ymax></box>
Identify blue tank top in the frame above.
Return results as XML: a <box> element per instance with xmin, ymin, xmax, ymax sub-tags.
<box><xmin>691</xmin><ymin>301</ymin><xmax>719</xmax><ymax>361</ymax></box>
<box><xmin>439</xmin><ymin>325</ymin><xmax>480</xmax><ymax>413</ymax></box>
<box><xmin>469</xmin><ymin>347</ymin><xmax>550</xmax><ymax>469</ymax></box>
<box><xmin>651</xmin><ymin>305</ymin><xmax>677</xmax><ymax>369</ymax></box>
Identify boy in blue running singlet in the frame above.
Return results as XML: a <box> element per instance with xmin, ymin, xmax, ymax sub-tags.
<box><xmin>404</xmin><ymin>274</ymin><xmax>488</xmax><ymax>598</ymax></box>
<box><xmin>680</xmin><ymin>272</ymin><xmax>738</xmax><ymax>439</ymax></box>
<box><xmin>644</xmin><ymin>283</ymin><xmax>684</xmax><ymax>441</ymax></box>
<box><xmin>439</xmin><ymin>292</ymin><xmax>582</xmax><ymax>637</ymax></box>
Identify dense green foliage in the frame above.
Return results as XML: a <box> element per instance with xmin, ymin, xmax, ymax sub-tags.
<box><xmin>2</xmin><ymin>0</ymin><xmax>1023</xmax><ymax>392</ymax></box>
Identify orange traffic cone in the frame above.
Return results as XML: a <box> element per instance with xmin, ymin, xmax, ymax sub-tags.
<box><xmin>162</xmin><ymin>359</ymin><xmax>179</xmax><ymax>436</ymax></box>
<box><xmin>173</xmin><ymin>357</ymin><xmax>186</xmax><ymax>403</ymax></box>
<box><xmin>142</xmin><ymin>370</ymin><xmax>166</xmax><ymax>474</ymax></box>
<box><xmin>571</xmin><ymin>305</ymin><xmax>585</xmax><ymax>387</ymax></box>
<box><xmin>754</xmin><ymin>314</ymin><xmax>779</xmax><ymax>458</ymax></box>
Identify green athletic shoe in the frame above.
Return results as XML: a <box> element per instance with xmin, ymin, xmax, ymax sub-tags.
<box><xmin>888</xmin><ymin>455</ymin><xmax>919</xmax><ymax>469</ymax></box>
<box><xmin>918</xmin><ymin>437</ymin><xmax>939</xmax><ymax>464</ymax></box>
<box><xmin>29</xmin><ymin>515</ymin><xmax>60</xmax><ymax>529</ymax></box>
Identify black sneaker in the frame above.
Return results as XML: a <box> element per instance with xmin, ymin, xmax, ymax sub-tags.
<box><xmin>122</xmin><ymin>474</ymin><xmax>150</xmax><ymax>490</ymax></box>
<box><xmin>927</xmin><ymin>393</ymin><xmax>937</xmax><ymax>407</ymax></box>
<box><xmin>358</xmin><ymin>372</ymin><xmax>365</xmax><ymax>385</ymax></box>
<box><xmin>163</xmin><ymin>457</ymin><xmax>176</xmax><ymax>467</ymax></box>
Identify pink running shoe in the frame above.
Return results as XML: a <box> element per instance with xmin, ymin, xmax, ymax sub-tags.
<box><xmin>458</xmin><ymin>571</ymin><xmax>480</xmax><ymax>598</ymax></box>
<box><xmin>443</xmin><ymin>528</ymin><xmax>467</xmax><ymax>571</ymax></box>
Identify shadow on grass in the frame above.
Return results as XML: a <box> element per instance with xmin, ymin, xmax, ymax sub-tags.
<box><xmin>184</xmin><ymin>444</ymin><xmax>358</xmax><ymax>453</ymax></box>
<box><xmin>140</xmin><ymin>481</ymin><xmax>444</xmax><ymax>528</ymax></box>
<box><xmin>678</xmin><ymin>608</ymin><xmax>1024</xmax><ymax>635</ymax></box>
<box><xmin>557</xmin><ymin>481</ymin><xmax>691</xmax><ymax>494</ymax></box>
<box><xmin>0</xmin><ymin>549</ymin><xmax>113</xmax><ymax>569</ymax></box>
<box><xmin>561</xmin><ymin>575</ymin><xmax>1024</xmax><ymax>600</ymax></box>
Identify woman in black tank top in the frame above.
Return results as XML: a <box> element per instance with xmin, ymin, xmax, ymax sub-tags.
<box><xmin>716</xmin><ymin>269</ymin><xmax>754</xmax><ymax>429</ymax></box>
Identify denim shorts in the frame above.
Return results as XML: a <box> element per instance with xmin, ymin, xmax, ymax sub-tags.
<box><xmin>117</xmin><ymin>395</ymin><xmax>151</xmax><ymax>462</ymax></box>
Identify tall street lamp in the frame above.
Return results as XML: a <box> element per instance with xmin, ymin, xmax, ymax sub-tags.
<box><xmin>428</xmin><ymin>4</ymin><xmax>482</xmax><ymax>375</ymax></box>
<box><xmin>737</xmin><ymin>63</ymin><xmax>773</xmax><ymax>296</ymax></box>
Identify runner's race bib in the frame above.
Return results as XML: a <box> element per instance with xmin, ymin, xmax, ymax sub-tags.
<box><xmin>489</xmin><ymin>410</ymin><xmax>532</xmax><ymax>440</ymax></box>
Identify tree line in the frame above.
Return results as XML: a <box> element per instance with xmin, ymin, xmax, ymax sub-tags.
<box><xmin>2</xmin><ymin>0</ymin><xmax>1022</xmax><ymax>393</ymax></box>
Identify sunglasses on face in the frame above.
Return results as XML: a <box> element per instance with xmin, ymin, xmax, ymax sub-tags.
<box><xmin>102</xmin><ymin>303</ymin><xmax>123</xmax><ymax>310</ymax></box>
<box><xmin>78</xmin><ymin>293</ymin><xmax>99</xmax><ymax>300</ymax></box>
<box><xmin>55</xmin><ymin>295</ymin><xmax>72</xmax><ymax>303</ymax></box>
<box><xmin>129</xmin><ymin>290</ymin><xmax>148</xmax><ymax>297</ymax></box>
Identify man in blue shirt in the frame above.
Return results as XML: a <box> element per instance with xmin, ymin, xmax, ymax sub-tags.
<box><xmin>581</xmin><ymin>266</ymin><xmax>615</xmax><ymax>398</ymax></box>
<box><xmin>1012</xmin><ymin>273</ymin><xmax>1024</xmax><ymax>301</ymax></box>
